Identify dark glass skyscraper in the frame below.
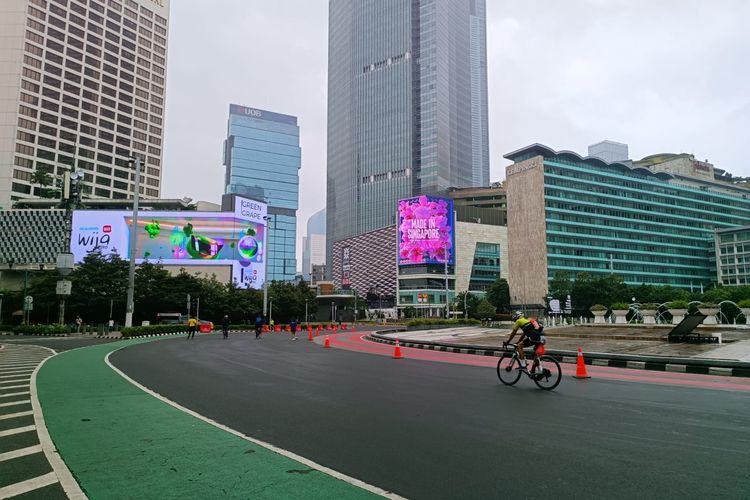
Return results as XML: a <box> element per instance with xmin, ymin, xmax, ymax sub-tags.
<box><xmin>326</xmin><ymin>0</ymin><xmax>489</xmax><ymax>271</ymax></box>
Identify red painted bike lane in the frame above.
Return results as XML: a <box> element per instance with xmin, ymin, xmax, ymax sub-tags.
<box><xmin>317</xmin><ymin>332</ymin><xmax>750</xmax><ymax>393</ymax></box>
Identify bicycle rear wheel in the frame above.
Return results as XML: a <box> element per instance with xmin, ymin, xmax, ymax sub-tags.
<box><xmin>497</xmin><ymin>354</ymin><xmax>522</xmax><ymax>385</ymax></box>
<box><xmin>532</xmin><ymin>355</ymin><xmax>561</xmax><ymax>390</ymax></box>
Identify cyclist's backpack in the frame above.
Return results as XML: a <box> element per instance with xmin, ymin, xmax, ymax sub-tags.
<box><xmin>525</xmin><ymin>318</ymin><xmax>545</xmax><ymax>343</ymax></box>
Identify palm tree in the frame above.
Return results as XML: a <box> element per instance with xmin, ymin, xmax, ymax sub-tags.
<box><xmin>30</xmin><ymin>170</ymin><xmax>54</xmax><ymax>198</ymax></box>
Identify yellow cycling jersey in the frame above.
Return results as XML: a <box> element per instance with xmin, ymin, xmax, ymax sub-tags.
<box><xmin>512</xmin><ymin>317</ymin><xmax>531</xmax><ymax>331</ymax></box>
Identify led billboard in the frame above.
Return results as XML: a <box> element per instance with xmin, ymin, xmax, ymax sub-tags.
<box><xmin>398</xmin><ymin>195</ymin><xmax>454</xmax><ymax>266</ymax></box>
<box><xmin>71</xmin><ymin>198</ymin><xmax>268</xmax><ymax>289</ymax></box>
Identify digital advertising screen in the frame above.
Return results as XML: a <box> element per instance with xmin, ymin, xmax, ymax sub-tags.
<box><xmin>71</xmin><ymin>203</ymin><xmax>267</xmax><ymax>289</ymax></box>
<box><xmin>397</xmin><ymin>195</ymin><xmax>454</xmax><ymax>266</ymax></box>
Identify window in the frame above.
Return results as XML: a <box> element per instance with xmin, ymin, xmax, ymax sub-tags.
<box><xmin>38</xmin><ymin>136</ymin><xmax>56</xmax><ymax>148</ymax></box>
<box><xmin>16</xmin><ymin>143</ymin><xmax>35</xmax><ymax>155</ymax></box>
<box><xmin>61</xmin><ymin>118</ymin><xmax>77</xmax><ymax>130</ymax></box>
<box><xmin>44</xmin><ymin>62</ymin><xmax>63</xmax><ymax>76</ymax></box>
<box><xmin>26</xmin><ymin>31</ymin><xmax>44</xmax><ymax>44</ymax></box>
<box><xmin>18</xmin><ymin>117</ymin><xmax>37</xmax><ymax>130</ymax></box>
<box><xmin>25</xmin><ymin>42</ymin><xmax>43</xmax><ymax>57</ymax></box>
<box><xmin>42</xmin><ymin>87</ymin><xmax>60</xmax><ymax>99</ymax></box>
<box><xmin>43</xmin><ymin>74</ymin><xmax>61</xmax><ymax>87</ymax></box>
<box><xmin>22</xmin><ymin>67</ymin><xmax>41</xmax><ymax>81</ymax></box>
<box><xmin>39</xmin><ymin>112</ymin><xmax>58</xmax><ymax>124</ymax></box>
<box><xmin>67</xmin><ymin>47</ymin><xmax>84</xmax><ymax>60</ymax></box>
<box><xmin>59</xmin><ymin>130</ymin><xmax>75</xmax><ymax>141</ymax></box>
<box><xmin>63</xmin><ymin>82</ymin><xmax>80</xmax><ymax>95</ymax></box>
<box><xmin>39</xmin><ymin>124</ymin><xmax>56</xmax><ymax>136</ymax></box>
<box><xmin>17</xmin><ymin>130</ymin><xmax>35</xmax><ymax>143</ymax></box>
<box><xmin>86</xmin><ymin>44</ymin><xmax>102</xmax><ymax>57</ymax></box>
<box><xmin>83</xmin><ymin>78</ymin><xmax>99</xmax><ymax>90</ymax></box>
<box><xmin>15</xmin><ymin>157</ymin><xmax>34</xmax><ymax>169</ymax></box>
<box><xmin>28</xmin><ymin>6</ymin><xmax>46</xmax><ymax>21</ymax></box>
<box><xmin>20</xmin><ymin>92</ymin><xmax>39</xmax><ymax>105</ymax></box>
<box><xmin>23</xmin><ymin>54</ymin><xmax>42</xmax><ymax>69</ymax></box>
<box><xmin>19</xmin><ymin>105</ymin><xmax>38</xmax><ymax>118</ymax></box>
<box><xmin>12</xmin><ymin>183</ymin><xmax>32</xmax><ymax>195</ymax></box>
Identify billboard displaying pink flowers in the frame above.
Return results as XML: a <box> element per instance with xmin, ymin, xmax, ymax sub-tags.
<box><xmin>398</xmin><ymin>195</ymin><xmax>454</xmax><ymax>266</ymax></box>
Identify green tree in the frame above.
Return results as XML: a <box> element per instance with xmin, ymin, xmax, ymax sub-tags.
<box><xmin>476</xmin><ymin>298</ymin><xmax>496</xmax><ymax>319</ymax></box>
<box><xmin>548</xmin><ymin>271</ymin><xmax>573</xmax><ymax>302</ymax></box>
<box><xmin>485</xmin><ymin>278</ymin><xmax>511</xmax><ymax>312</ymax></box>
<box><xmin>454</xmin><ymin>291</ymin><xmax>481</xmax><ymax>318</ymax></box>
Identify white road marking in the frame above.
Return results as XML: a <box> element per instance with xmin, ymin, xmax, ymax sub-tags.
<box><xmin>0</xmin><ymin>444</ymin><xmax>42</xmax><ymax>462</ymax></box>
<box><xmin>0</xmin><ymin>391</ymin><xmax>30</xmax><ymax>398</ymax></box>
<box><xmin>0</xmin><ymin>409</ymin><xmax>34</xmax><ymax>420</ymax></box>
<box><xmin>0</xmin><ymin>424</ymin><xmax>35</xmax><ymax>437</ymax></box>
<box><xmin>0</xmin><ymin>399</ymin><xmax>30</xmax><ymax>408</ymax></box>
<box><xmin>0</xmin><ymin>384</ymin><xmax>29</xmax><ymax>390</ymax></box>
<box><xmin>0</xmin><ymin>471</ymin><xmax>58</xmax><ymax>498</ymax></box>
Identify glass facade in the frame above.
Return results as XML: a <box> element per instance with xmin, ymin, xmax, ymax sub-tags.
<box><xmin>469</xmin><ymin>242</ymin><xmax>500</xmax><ymax>291</ymax></box>
<box><xmin>326</xmin><ymin>0</ymin><xmax>489</xmax><ymax>273</ymax></box>
<box><xmin>716</xmin><ymin>226</ymin><xmax>750</xmax><ymax>286</ymax></box>
<box><xmin>224</xmin><ymin>104</ymin><xmax>300</xmax><ymax>282</ymax></box>
<box><xmin>533</xmin><ymin>153</ymin><xmax>750</xmax><ymax>288</ymax></box>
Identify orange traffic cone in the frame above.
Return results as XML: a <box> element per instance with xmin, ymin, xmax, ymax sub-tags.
<box><xmin>324</xmin><ymin>336</ymin><xmax>331</xmax><ymax>348</ymax></box>
<box><xmin>315</xmin><ymin>327</ymin><xmax>320</xmax><ymax>337</ymax></box>
<box><xmin>308</xmin><ymin>329</ymin><xmax>314</xmax><ymax>341</ymax></box>
<box><xmin>351</xmin><ymin>324</ymin><xmax>356</xmax><ymax>332</ymax></box>
<box><xmin>393</xmin><ymin>338</ymin><xmax>403</xmax><ymax>359</ymax></box>
<box><xmin>574</xmin><ymin>347</ymin><xmax>590</xmax><ymax>379</ymax></box>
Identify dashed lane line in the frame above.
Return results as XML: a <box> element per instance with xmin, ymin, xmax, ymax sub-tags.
<box><xmin>0</xmin><ymin>471</ymin><xmax>58</xmax><ymax>498</ymax></box>
<box><xmin>0</xmin><ymin>410</ymin><xmax>34</xmax><ymax>421</ymax></box>
<box><xmin>0</xmin><ymin>424</ymin><xmax>35</xmax><ymax>437</ymax></box>
<box><xmin>0</xmin><ymin>400</ymin><xmax>30</xmax><ymax>408</ymax></box>
<box><xmin>0</xmin><ymin>391</ymin><xmax>30</xmax><ymax>399</ymax></box>
<box><xmin>0</xmin><ymin>443</ymin><xmax>42</xmax><ymax>462</ymax></box>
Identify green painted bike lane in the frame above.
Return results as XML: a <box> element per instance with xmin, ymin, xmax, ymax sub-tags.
<box><xmin>36</xmin><ymin>339</ymin><xmax>382</xmax><ymax>499</ymax></box>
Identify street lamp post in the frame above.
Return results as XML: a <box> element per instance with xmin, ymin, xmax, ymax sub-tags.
<box><xmin>464</xmin><ymin>291</ymin><xmax>468</xmax><ymax>319</ymax></box>
<box><xmin>263</xmin><ymin>215</ymin><xmax>272</xmax><ymax>323</ymax></box>
<box><xmin>305</xmin><ymin>299</ymin><xmax>308</xmax><ymax>324</ymax></box>
<box><xmin>124</xmin><ymin>156</ymin><xmax>142</xmax><ymax>327</ymax></box>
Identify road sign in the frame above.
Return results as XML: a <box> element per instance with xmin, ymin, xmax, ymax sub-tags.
<box><xmin>56</xmin><ymin>280</ymin><xmax>72</xmax><ymax>296</ymax></box>
<box><xmin>23</xmin><ymin>295</ymin><xmax>33</xmax><ymax>311</ymax></box>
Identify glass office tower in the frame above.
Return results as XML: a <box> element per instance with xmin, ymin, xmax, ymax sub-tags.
<box><xmin>504</xmin><ymin>144</ymin><xmax>750</xmax><ymax>305</ymax></box>
<box><xmin>224</xmin><ymin>104</ymin><xmax>300</xmax><ymax>282</ymax></box>
<box><xmin>326</xmin><ymin>0</ymin><xmax>489</xmax><ymax>273</ymax></box>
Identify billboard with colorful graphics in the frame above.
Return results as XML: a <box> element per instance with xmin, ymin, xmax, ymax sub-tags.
<box><xmin>71</xmin><ymin>199</ymin><xmax>267</xmax><ymax>289</ymax></box>
<box><xmin>397</xmin><ymin>195</ymin><xmax>454</xmax><ymax>266</ymax></box>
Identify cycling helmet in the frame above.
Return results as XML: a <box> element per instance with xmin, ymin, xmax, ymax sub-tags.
<box><xmin>511</xmin><ymin>311</ymin><xmax>524</xmax><ymax>321</ymax></box>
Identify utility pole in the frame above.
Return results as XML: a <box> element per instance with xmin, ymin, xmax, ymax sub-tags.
<box><xmin>125</xmin><ymin>156</ymin><xmax>142</xmax><ymax>327</ymax></box>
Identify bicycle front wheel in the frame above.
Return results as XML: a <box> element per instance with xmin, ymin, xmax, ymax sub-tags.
<box><xmin>532</xmin><ymin>355</ymin><xmax>561</xmax><ymax>390</ymax></box>
<box><xmin>497</xmin><ymin>354</ymin><xmax>522</xmax><ymax>385</ymax></box>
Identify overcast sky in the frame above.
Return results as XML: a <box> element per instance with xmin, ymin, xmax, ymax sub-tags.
<box><xmin>161</xmin><ymin>0</ymin><xmax>750</xmax><ymax>271</ymax></box>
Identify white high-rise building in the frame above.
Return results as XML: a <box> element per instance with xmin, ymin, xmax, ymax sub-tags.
<box><xmin>0</xmin><ymin>0</ymin><xmax>170</xmax><ymax>210</ymax></box>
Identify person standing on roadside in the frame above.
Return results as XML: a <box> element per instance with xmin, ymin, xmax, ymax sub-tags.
<box><xmin>255</xmin><ymin>314</ymin><xmax>263</xmax><ymax>339</ymax></box>
<box><xmin>290</xmin><ymin>318</ymin><xmax>298</xmax><ymax>341</ymax></box>
<box><xmin>222</xmin><ymin>315</ymin><xmax>230</xmax><ymax>339</ymax></box>
<box><xmin>187</xmin><ymin>316</ymin><xmax>198</xmax><ymax>339</ymax></box>
<box><xmin>75</xmin><ymin>315</ymin><xmax>83</xmax><ymax>333</ymax></box>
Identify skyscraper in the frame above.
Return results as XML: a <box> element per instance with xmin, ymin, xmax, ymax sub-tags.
<box><xmin>223</xmin><ymin>104</ymin><xmax>301</xmax><ymax>282</ymax></box>
<box><xmin>302</xmin><ymin>208</ymin><xmax>326</xmax><ymax>281</ymax></box>
<box><xmin>0</xmin><ymin>0</ymin><xmax>170</xmax><ymax>210</ymax></box>
<box><xmin>326</xmin><ymin>0</ymin><xmax>489</xmax><ymax>272</ymax></box>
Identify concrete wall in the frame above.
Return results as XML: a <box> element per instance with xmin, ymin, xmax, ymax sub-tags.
<box><xmin>506</xmin><ymin>155</ymin><xmax>548</xmax><ymax>305</ymax></box>
<box><xmin>0</xmin><ymin>0</ymin><xmax>26</xmax><ymax>210</ymax></box>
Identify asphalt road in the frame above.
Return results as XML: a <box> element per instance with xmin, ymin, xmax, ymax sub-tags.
<box><xmin>0</xmin><ymin>336</ymin><xmax>118</xmax><ymax>352</ymax></box>
<box><xmin>111</xmin><ymin>334</ymin><xmax>750</xmax><ymax>499</ymax></box>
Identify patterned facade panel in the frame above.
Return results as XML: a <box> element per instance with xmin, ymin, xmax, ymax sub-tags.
<box><xmin>331</xmin><ymin>226</ymin><xmax>397</xmax><ymax>297</ymax></box>
<box><xmin>0</xmin><ymin>209</ymin><xmax>66</xmax><ymax>265</ymax></box>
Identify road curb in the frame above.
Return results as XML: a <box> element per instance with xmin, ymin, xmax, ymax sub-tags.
<box><xmin>365</xmin><ymin>333</ymin><xmax>750</xmax><ymax>378</ymax></box>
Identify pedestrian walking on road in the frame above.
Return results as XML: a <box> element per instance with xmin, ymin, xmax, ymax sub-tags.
<box><xmin>255</xmin><ymin>314</ymin><xmax>263</xmax><ymax>339</ymax></box>
<box><xmin>222</xmin><ymin>315</ymin><xmax>230</xmax><ymax>339</ymax></box>
<box><xmin>290</xmin><ymin>318</ymin><xmax>298</xmax><ymax>341</ymax></box>
<box><xmin>187</xmin><ymin>316</ymin><xmax>198</xmax><ymax>339</ymax></box>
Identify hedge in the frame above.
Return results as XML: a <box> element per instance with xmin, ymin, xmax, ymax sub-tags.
<box><xmin>120</xmin><ymin>324</ymin><xmax>189</xmax><ymax>337</ymax></box>
<box><xmin>12</xmin><ymin>325</ymin><xmax>70</xmax><ymax>336</ymax></box>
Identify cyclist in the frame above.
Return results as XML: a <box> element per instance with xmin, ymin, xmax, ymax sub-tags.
<box><xmin>505</xmin><ymin>311</ymin><xmax>544</xmax><ymax>371</ymax></box>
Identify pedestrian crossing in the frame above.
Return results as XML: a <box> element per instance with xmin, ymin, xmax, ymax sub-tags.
<box><xmin>0</xmin><ymin>344</ymin><xmax>82</xmax><ymax>499</ymax></box>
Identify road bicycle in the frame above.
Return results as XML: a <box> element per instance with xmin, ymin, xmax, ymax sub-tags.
<box><xmin>496</xmin><ymin>342</ymin><xmax>562</xmax><ymax>390</ymax></box>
